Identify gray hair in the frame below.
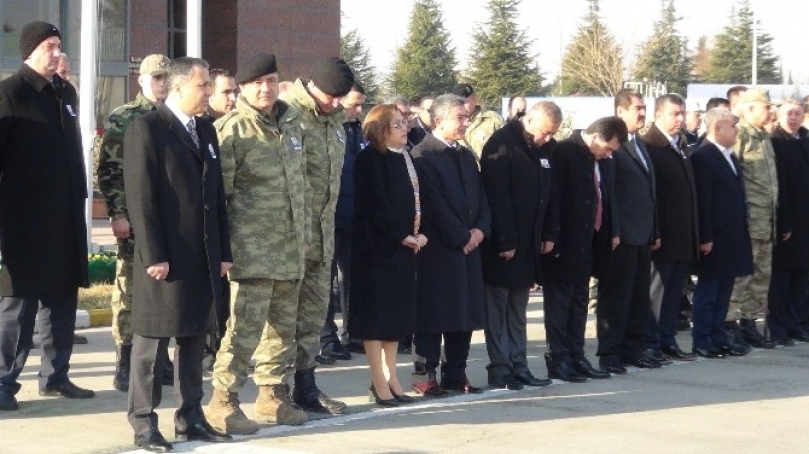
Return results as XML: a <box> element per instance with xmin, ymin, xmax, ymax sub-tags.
<box><xmin>166</xmin><ymin>56</ymin><xmax>209</xmax><ymax>92</ymax></box>
<box><xmin>383</xmin><ymin>95</ymin><xmax>409</xmax><ymax>107</ymax></box>
<box><xmin>429</xmin><ymin>94</ymin><xmax>465</xmax><ymax>122</ymax></box>
<box><xmin>526</xmin><ymin>101</ymin><xmax>563</xmax><ymax>125</ymax></box>
<box><xmin>704</xmin><ymin>107</ymin><xmax>737</xmax><ymax>131</ymax></box>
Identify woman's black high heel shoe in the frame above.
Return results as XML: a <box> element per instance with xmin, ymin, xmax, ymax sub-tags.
<box><xmin>390</xmin><ymin>387</ymin><xmax>414</xmax><ymax>403</ymax></box>
<box><xmin>369</xmin><ymin>384</ymin><xmax>399</xmax><ymax>407</ymax></box>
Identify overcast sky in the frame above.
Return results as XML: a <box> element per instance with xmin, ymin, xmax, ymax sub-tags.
<box><xmin>341</xmin><ymin>0</ymin><xmax>809</xmax><ymax>85</ymax></box>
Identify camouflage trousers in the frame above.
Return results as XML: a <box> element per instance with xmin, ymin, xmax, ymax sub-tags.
<box><xmin>111</xmin><ymin>238</ymin><xmax>134</xmax><ymax>346</ymax></box>
<box><xmin>297</xmin><ymin>260</ymin><xmax>331</xmax><ymax>370</ymax></box>
<box><xmin>212</xmin><ymin>278</ymin><xmax>300</xmax><ymax>391</ymax></box>
<box><xmin>728</xmin><ymin>238</ymin><xmax>772</xmax><ymax>321</ymax></box>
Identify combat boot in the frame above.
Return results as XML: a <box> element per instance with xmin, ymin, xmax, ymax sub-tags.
<box><xmin>292</xmin><ymin>368</ymin><xmax>347</xmax><ymax>414</ymax></box>
<box><xmin>254</xmin><ymin>384</ymin><xmax>308</xmax><ymax>426</ymax></box>
<box><xmin>205</xmin><ymin>388</ymin><xmax>259</xmax><ymax>435</ymax></box>
<box><xmin>113</xmin><ymin>344</ymin><xmax>132</xmax><ymax>392</ymax></box>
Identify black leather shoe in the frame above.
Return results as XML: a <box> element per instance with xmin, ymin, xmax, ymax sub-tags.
<box><xmin>692</xmin><ymin>346</ymin><xmax>726</xmax><ymax>359</ymax></box>
<box><xmin>599</xmin><ymin>360</ymin><xmax>627</xmax><ymax>375</ymax></box>
<box><xmin>624</xmin><ymin>357</ymin><xmax>662</xmax><ymax>368</ymax></box>
<box><xmin>718</xmin><ymin>343</ymin><xmax>748</xmax><ymax>356</ymax></box>
<box><xmin>73</xmin><ymin>334</ymin><xmax>89</xmax><ymax>345</ymax></box>
<box><xmin>134</xmin><ymin>430</ymin><xmax>173</xmax><ymax>452</ymax></box>
<box><xmin>513</xmin><ymin>369</ymin><xmax>553</xmax><ymax>386</ymax></box>
<box><xmin>488</xmin><ymin>375</ymin><xmax>524</xmax><ymax>390</ymax></box>
<box><xmin>322</xmin><ymin>340</ymin><xmax>352</xmax><ymax>361</ymax></box>
<box><xmin>661</xmin><ymin>345</ymin><xmax>696</xmax><ymax>361</ymax></box>
<box><xmin>739</xmin><ymin>319</ymin><xmax>776</xmax><ymax>349</ymax></box>
<box><xmin>0</xmin><ymin>392</ymin><xmax>18</xmax><ymax>411</ymax></box>
<box><xmin>390</xmin><ymin>388</ymin><xmax>415</xmax><ymax>403</ymax></box>
<box><xmin>773</xmin><ymin>337</ymin><xmax>796</xmax><ymax>347</ymax></box>
<box><xmin>175</xmin><ymin>421</ymin><xmax>232</xmax><ymax>442</ymax></box>
<box><xmin>644</xmin><ymin>349</ymin><xmax>673</xmax><ymax>365</ymax></box>
<box><xmin>39</xmin><ymin>380</ymin><xmax>95</xmax><ymax>398</ymax></box>
<box><xmin>548</xmin><ymin>360</ymin><xmax>588</xmax><ymax>383</ymax></box>
<box><xmin>573</xmin><ymin>358</ymin><xmax>611</xmax><ymax>379</ymax></box>
<box><xmin>314</xmin><ymin>353</ymin><xmax>336</xmax><ymax>365</ymax></box>
<box><xmin>442</xmin><ymin>379</ymin><xmax>484</xmax><ymax>394</ymax></box>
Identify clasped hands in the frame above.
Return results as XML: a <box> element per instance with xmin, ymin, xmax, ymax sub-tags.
<box><xmin>402</xmin><ymin>233</ymin><xmax>428</xmax><ymax>253</ymax></box>
<box><xmin>146</xmin><ymin>261</ymin><xmax>233</xmax><ymax>280</ymax></box>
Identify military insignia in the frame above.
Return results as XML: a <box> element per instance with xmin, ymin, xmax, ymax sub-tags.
<box><xmin>65</xmin><ymin>105</ymin><xmax>76</xmax><ymax>116</ymax></box>
<box><xmin>208</xmin><ymin>143</ymin><xmax>217</xmax><ymax>159</ymax></box>
<box><xmin>290</xmin><ymin>136</ymin><xmax>302</xmax><ymax>151</ymax></box>
<box><xmin>540</xmin><ymin>158</ymin><xmax>550</xmax><ymax>168</ymax></box>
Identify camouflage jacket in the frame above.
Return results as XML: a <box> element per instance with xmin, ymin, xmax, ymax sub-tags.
<box><xmin>97</xmin><ymin>93</ymin><xmax>156</xmax><ymax>217</ymax></box>
<box><xmin>280</xmin><ymin>78</ymin><xmax>345</xmax><ymax>263</ymax></box>
<box><xmin>734</xmin><ymin>117</ymin><xmax>778</xmax><ymax>240</ymax></box>
<box><xmin>216</xmin><ymin>97</ymin><xmax>310</xmax><ymax>280</ymax></box>
<box><xmin>461</xmin><ymin>106</ymin><xmax>504</xmax><ymax>160</ymax></box>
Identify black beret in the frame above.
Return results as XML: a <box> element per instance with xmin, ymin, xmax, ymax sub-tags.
<box><xmin>19</xmin><ymin>21</ymin><xmax>61</xmax><ymax>60</ymax></box>
<box><xmin>310</xmin><ymin>57</ymin><xmax>355</xmax><ymax>97</ymax></box>
<box><xmin>235</xmin><ymin>53</ymin><xmax>278</xmax><ymax>85</ymax></box>
<box><xmin>453</xmin><ymin>83</ymin><xmax>474</xmax><ymax>98</ymax></box>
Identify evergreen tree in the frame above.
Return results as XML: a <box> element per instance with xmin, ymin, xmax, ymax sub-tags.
<box><xmin>464</xmin><ymin>0</ymin><xmax>544</xmax><ymax>109</ymax></box>
<box><xmin>389</xmin><ymin>0</ymin><xmax>458</xmax><ymax>97</ymax></box>
<box><xmin>557</xmin><ymin>0</ymin><xmax>624</xmax><ymax>96</ymax></box>
<box><xmin>631</xmin><ymin>0</ymin><xmax>691</xmax><ymax>95</ymax></box>
<box><xmin>340</xmin><ymin>28</ymin><xmax>380</xmax><ymax>101</ymax></box>
<box><xmin>702</xmin><ymin>0</ymin><xmax>781</xmax><ymax>84</ymax></box>
<box><xmin>690</xmin><ymin>36</ymin><xmax>711</xmax><ymax>83</ymax></box>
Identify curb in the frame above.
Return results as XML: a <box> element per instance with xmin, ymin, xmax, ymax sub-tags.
<box><xmin>76</xmin><ymin>308</ymin><xmax>113</xmax><ymax>328</ymax></box>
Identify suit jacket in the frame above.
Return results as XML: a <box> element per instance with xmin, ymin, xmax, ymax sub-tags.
<box><xmin>690</xmin><ymin>142</ymin><xmax>753</xmax><ymax>279</ymax></box>
<box><xmin>0</xmin><ymin>65</ymin><xmax>89</xmax><ymax>297</ymax></box>
<box><xmin>540</xmin><ymin>131</ymin><xmax>618</xmax><ymax>283</ymax></box>
<box><xmin>771</xmin><ymin>126</ymin><xmax>809</xmax><ymax>269</ymax></box>
<box><xmin>610</xmin><ymin>135</ymin><xmax>657</xmax><ymax>246</ymax></box>
<box><xmin>643</xmin><ymin>124</ymin><xmax>699</xmax><ymax>262</ymax></box>
<box><xmin>411</xmin><ymin>134</ymin><xmax>491</xmax><ymax>333</ymax></box>
<box><xmin>479</xmin><ymin>119</ymin><xmax>559</xmax><ymax>288</ymax></box>
<box><xmin>123</xmin><ymin>104</ymin><xmax>232</xmax><ymax>337</ymax></box>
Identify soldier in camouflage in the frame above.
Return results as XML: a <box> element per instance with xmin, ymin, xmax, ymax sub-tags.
<box><xmin>96</xmin><ymin>54</ymin><xmax>173</xmax><ymax>392</ymax></box>
<box><xmin>453</xmin><ymin>83</ymin><xmax>504</xmax><ymax>160</ymax></box>
<box><xmin>727</xmin><ymin>88</ymin><xmax>779</xmax><ymax>350</ymax></box>
<box><xmin>204</xmin><ymin>54</ymin><xmax>310</xmax><ymax>434</ymax></box>
<box><xmin>279</xmin><ymin>57</ymin><xmax>354</xmax><ymax>415</ymax></box>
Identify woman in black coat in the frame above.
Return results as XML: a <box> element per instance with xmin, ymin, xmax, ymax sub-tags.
<box><xmin>348</xmin><ymin>104</ymin><xmax>426</xmax><ymax>407</ymax></box>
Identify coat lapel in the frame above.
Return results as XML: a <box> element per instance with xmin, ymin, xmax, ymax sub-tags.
<box><xmin>158</xmin><ymin>105</ymin><xmax>203</xmax><ymax>161</ymax></box>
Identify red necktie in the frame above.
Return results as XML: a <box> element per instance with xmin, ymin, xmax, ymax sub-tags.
<box><xmin>594</xmin><ymin>170</ymin><xmax>602</xmax><ymax>232</ymax></box>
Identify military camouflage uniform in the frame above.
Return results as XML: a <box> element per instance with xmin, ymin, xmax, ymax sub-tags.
<box><xmin>281</xmin><ymin>78</ymin><xmax>345</xmax><ymax>371</ymax></box>
<box><xmin>729</xmin><ymin>117</ymin><xmax>779</xmax><ymax>321</ymax></box>
<box><xmin>460</xmin><ymin>105</ymin><xmax>504</xmax><ymax>160</ymax></box>
<box><xmin>211</xmin><ymin>97</ymin><xmax>310</xmax><ymax>391</ymax></box>
<box><xmin>96</xmin><ymin>92</ymin><xmax>156</xmax><ymax>347</ymax></box>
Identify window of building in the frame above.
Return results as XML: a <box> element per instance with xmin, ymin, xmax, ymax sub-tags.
<box><xmin>168</xmin><ymin>0</ymin><xmax>186</xmax><ymax>58</ymax></box>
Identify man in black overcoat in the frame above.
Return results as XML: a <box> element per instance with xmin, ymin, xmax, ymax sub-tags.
<box><xmin>123</xmin><ymin>57</ymin><xmax>233</xmax><ymax>451</ymax></box>
<box><xmin>540</xmin><ymin>117</ymin><xmax>626</xmax><ymax>380</ymax></box>
<box><xmin>479</xmin><ymin>101</ymin><xmax>561</xmax><ymax>390</ymax></box>
<box><xmin>768</xmin><ymin>100</ymin><xmax>809</xmax><ymax>344</ymax></box>
<box><xmin>411</xmin><ymin>94</ymin><xmax>491</xmax><ymax>396</ymax></box>
<box><xmin>0</xmin><ymin>22</ymin><xmax>93</xmax><ymax>412</ymax></box>
<box><xmin>689</xmin><ymin>108</ymin><xmax>753</xmax><ymax>358</ymax></box>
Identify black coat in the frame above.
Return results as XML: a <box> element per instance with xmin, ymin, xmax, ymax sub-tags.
<box><xmin>348</xmin><ymin>148</ymin><xmax>417</xmax><ymax>340</ymax></box>
<box><xmin>771</xmin><ymin>126</ymin><xmax>809</xmax><ymax>269</ymax></box>
<box><xmin>690</xmin><ymin>142</ymin><xmax>753</xmax><ymax>279</ymax></box>
<box><xmin>123</xmin><ymin>104</ymin><xmax>232</xmax><ymax>338</ymax></box>
<box><xmin>334</xmin><ymin>120</ymin><xmax>364</xmax><ymax>229</ymax></box>
<box><xmin>479</xmin><ymin>119</ymin><xmax>559</xmax><ymax>288</ymax></box>
<box><xmin>540</xmin><ymin>132</ymin><xmax>618</xmax><ymax>284</ymax></box>
<box><xmin>643</xmin><ymin>124</ymin><xmax>699</xmax><ymax>262</ymax></box>
<box><xmin>611</xmin><ymin>136</ymin><xmax>657</xmax><ymax>246</ymax></box>
<box><xmin>0</xmin><ymin>65</ymin><xmax>89</xmax><ymax>297</ymax></box>
<box><xmin>411</xmin><ymin>134</ymin><xmax>491</xmax><ymax>333</ymax></box>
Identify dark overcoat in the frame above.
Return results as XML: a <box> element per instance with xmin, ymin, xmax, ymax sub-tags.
<box><xmin>0</xmin><ymin>65</ymin><xmax>89</xmax><ymax>297</ymax></box>
<box><xmin>540</xmin><ymin>132</ymin><xmax>618</xmax><ymax>283</ymax></box>
<box><xmin>411</xmin><ymin>134</ymin><xmax>491</xmax><ymax>333</ymax></box>
<box><xmin>123</xmin><ymin>104</ymin><xmax>232</xmax><ymax>337</ymax></box>
<box><xmin>348</xmin><ymin>148</ymin><xmax>417</xmax><ymax>340</ymax></box>
<box><xmin>479</xmin><ymin>119</ymin><xmax>559</xmax><ymax>288</ymax></box>
<box><xmin>770</xmin><ymin>126</ymin><xmax>809</xmax><ymax>270</ymax></box>
<box><xmin>643</xmin><ymin>124</ymin><xmax>699</xmax><ymax>262</ymax></box>
<box><xmin>610</xmin><ymin>136</ymin><xmax>657</xmax><ymax>246</ymax></box>
<box><xmin>689</xmin><ymin>142</ymin><xmax>753</xmax><ymax>279</ymax></box>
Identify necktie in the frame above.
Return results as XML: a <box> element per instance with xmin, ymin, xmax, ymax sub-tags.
<box><xmin>594</xmin><ymin>167</ymin><xmax>602</xmax><ymax>232</ymax></box>
<box><xmin>186</xmin><ymin>119</ymin><xmax>200</xmax><ymax>149</ymax></box>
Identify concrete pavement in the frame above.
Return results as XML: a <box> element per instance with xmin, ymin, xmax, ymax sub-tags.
<box><xmin>2</xmin><ymin>295</ymin><xmax>809</xmax><ymax>454</ymax></box>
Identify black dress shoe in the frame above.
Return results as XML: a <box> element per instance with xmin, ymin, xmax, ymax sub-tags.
<box><xmin>624</xmin><ymin>357</ymin><xmax>662</xmax><ymax>368</ymax></box>
<box><xmin>322</xmin><ymin>340</ymin><xmax>352</xmax><ymax>360</ymax></box>
<box><xmin>390</xmin><ymin>388</ymin><xmax>415</xmax><ymax>403</ymax></box>
<box><xmin>314</xmin><ymin>353</ymin><xmax>336</xmax><ymax>365</ymax></box>
<box><xmin>644</xmin><ymin>349</ymin><xmax>673</xmax><ymax>365</ymax></box>
<box><xmin>739</xmin><ymin>319</ymin><xmax>776</xmax><ymax>349</ymax></box>
<box><xmin>73</xmin><ymin>334</ymin><xmax>89</xmax><ymax>345</ymax></box>
<box><xmin>488</xmin><ymin>375</ymin><xmax>524</xmax><ymax>390</ymax></box>
<box><xmin>0</xmin><ymin>392</ymin><xmax>18</xmax><ymax>411</ymax></box>
<box><xmin>661</xmin><ymin>345</ymin><xmax>696</xmax><ymax>361</ymax></box>
<box><xmin>692</xmin><ymin>346</ymin><xmax>726</xmax><ymax>359</ymax></box>
<box><xmin>175</xmin><ymin>421</ymin><xmax>232</xmax><ymax>442</ymax></box>
<box><xmin>548</xmin><ymin>360</ymin><xmax>588</xmax><ymax>383</ymax></box>
<box><xmin>39</xmin><ymin>380</ymin><xmax>95</xmax><ymax>398</ymax></box>
<box><xmin>573</xmin><ymin>358</ymin><xmax>611</xmax><ymax>379</ymax></box>
<box><xmin>718</xmin><ymin>343</ymin><xmax>748</xmax><ymax>356</ymax></box>
<box><xmin>442</xmin><ymin>379</ymin><xmax>484</xmax><ymax>394</ymax></box>
<box><xmin>134</xmin><ymin>430</ymin><xmax>173</xmax><ymax>452</ymax></box>
<box><xmin>773</xmin><ymin>337</ymin><xmax>796</xmax><ymax>347</ymax></box>
<box><xmin>599</xmin><ymin>360</ymin><xmax>627</xmax><ymax>375</ymax></box>
<box><xmin>513</xmin><ymin>369</ymin><xmax>553</xmax><ymax>386</ymax></box>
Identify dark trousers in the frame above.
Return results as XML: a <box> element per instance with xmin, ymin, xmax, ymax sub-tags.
<box><xmin>321</xmin><ymin>227</ymin><xmax>353</xmax><ymax>347</ymax></box>
<box><xmin>768</xmin><ymin>267</ymin><xmax>809</xmax><ymax>340</ymax></box>
<box><xmin>648</xmin><ymin>261</ymin><xmax>691</xmax><ymax>349</ymax></box>
<box><xmin>128</xmin><ymin>333</ymin><xmax>206</xmax><ymax>436</ymax></box>
<box><xmin>413</xmin><ymin>331</ymin><xmax>472</xmax><ymax>384</ymax></box>
<box><xmin>483</xmin><ymin>285</ymin><xmax>529</xmax><ymax>374</ymax></box>
<box><xmin>596</xmin><ymin>244</ymin><xmax>652</xmax><ymax>362</ymax></box>
<box><xmin>203</xmin><ymin>276</ymin><xmax>230</xmax><ymax>369</ymax></box>
<box><xmin>542</xmin><ymin>278</ymin><xmax>589</xmax><ymax>361</ymax></box>
<box><xmin>0</xmin><ymin>294</ymin><xmax>77</xmax><ymax>395</ymax></box>
<box><xmin>691</xmin><ymin>276</ymin><xmax>734</xmax><ymax>350</ymax></box>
